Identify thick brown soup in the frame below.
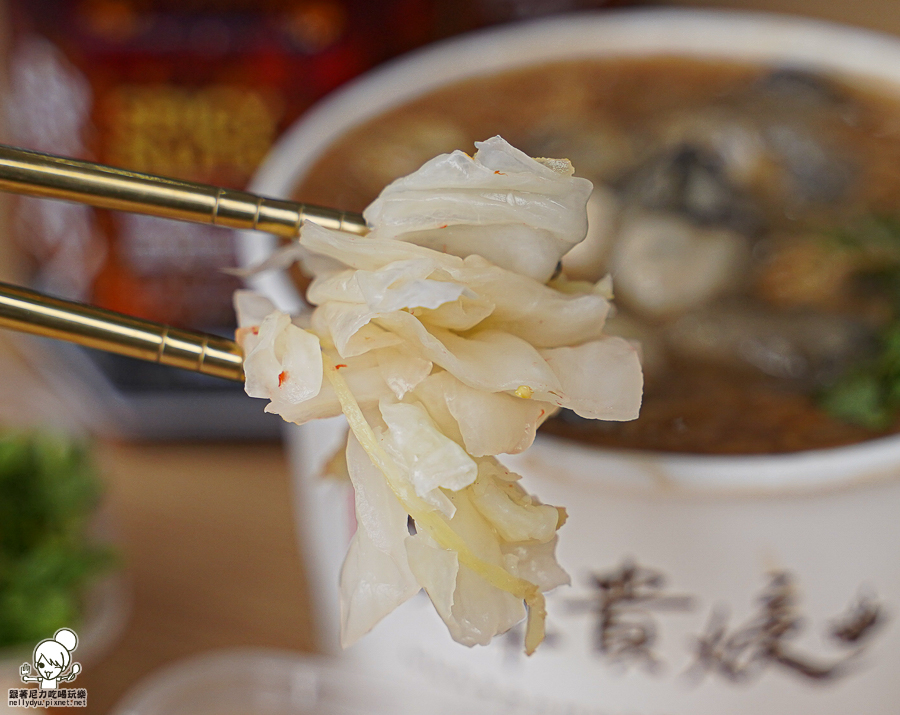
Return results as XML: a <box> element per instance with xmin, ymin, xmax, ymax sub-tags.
<box><xmin>293</xmin><ymin>57</ymin><xmax>900</xmax><ymax>455</ymax></box>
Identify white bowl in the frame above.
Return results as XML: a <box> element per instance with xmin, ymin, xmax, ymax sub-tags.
<box><xmin>241</xmin><ymin>10</ymin><xmax>900</xmax><ymax>714</ymax></box>
<box><xmin>109</xmin><ymin>649</ymin><xmax>516</xmax><ymax>715</ymax></box>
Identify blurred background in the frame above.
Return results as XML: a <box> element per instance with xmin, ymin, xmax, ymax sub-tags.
<box><xmin>0</xmin><ymin>0</ymin><xmax>898</xmax><ymax>713</ymax></box>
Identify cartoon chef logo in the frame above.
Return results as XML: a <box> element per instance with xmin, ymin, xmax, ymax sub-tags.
<box><xmin>19</xmin><ymin>628</ymin><xmax>82</xmax><ymax>689</ymax></box>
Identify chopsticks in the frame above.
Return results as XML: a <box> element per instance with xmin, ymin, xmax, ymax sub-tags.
<box><xmin>0</xmin><ymin>281</ymin><xmax>245</xmax><ymax>381</ymax></box>
<box><xmin>0</xmin><ymin>144</ymin><xmax>368</xmax><ymax>237</ymax></box>
<box><xmin>0</xmin><ymin>142</ymin><xmax>369</xmax><ymax>380</ymax></box>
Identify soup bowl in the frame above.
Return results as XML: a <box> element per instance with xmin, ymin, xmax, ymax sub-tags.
<box><xmin>239</xmin><ymin>10</ymin><xmax>900</xmax><ymax>714</ymax></box>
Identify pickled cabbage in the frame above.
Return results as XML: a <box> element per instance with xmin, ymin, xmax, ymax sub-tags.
<box><xmin>235</xmin><ymin>136</ymin><xmax>643</xmax><ymax>654</ymax></box>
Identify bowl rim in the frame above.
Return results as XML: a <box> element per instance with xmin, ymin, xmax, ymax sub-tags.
<box><xmin>240</xmin><ymin>8</ymin><xmax>900</xmax><ymax>308</ymax></box>
<box><xmin>239</xmin><ymin>7</ymin><xmax>900</xmax><ymax>490</ymax></box>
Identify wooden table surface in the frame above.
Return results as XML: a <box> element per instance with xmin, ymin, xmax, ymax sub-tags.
<box><xmin>652</xmin><ymin>0</ymin><xmax>900</xmax><ymax>35</ymax></box>
<box><xmin>70</xmin><ymin>440</ymin><xmax>316</xmax><ymax>714</ymax></box>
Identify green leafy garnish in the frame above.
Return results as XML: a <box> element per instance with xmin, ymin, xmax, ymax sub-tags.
<box><xmin>821</xmin><ymin>373</ymin><xmax>892</xmax><ymax>429</ymax></box>
<box><xmin>0</xmin><ymin>433</ymin><xmax>115</xmax><ymax>649</ymax></box>
<box><xmin>820</xmin><ymin>217</ymin><xmax>900</xmax><ymax>428</ymax></box>
<box><xmin>833</xmin><ymin>214</ymin><xmax>900</xmax><ymax>249</ymax></box>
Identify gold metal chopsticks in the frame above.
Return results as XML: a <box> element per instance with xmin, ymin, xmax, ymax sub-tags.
<box><xmin>0</xmin><ymin>143</ymin><xmax>368</xmax><ymax>237</ymax></box>
<box><xmin>0</xmin><ymin>143</ymin><xmax>374</xmax><ymax>380</ymax></box>
<box><xmin>0</xmin><ymin>281</ymin><xmax>244</xmax><ymax>381</ymax></box>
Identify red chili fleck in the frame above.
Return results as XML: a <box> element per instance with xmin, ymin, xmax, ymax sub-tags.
<box><xmin>335</xmin><ymin>364</ymin><xmax>348</xmax><ymax>370</ymax></box>
<box><xmin>494</xmin><ymin>170</ymin><xmax>505</xmax><ymax>175</ymax></box>
<box><xmin>539</xmin><ymin>410</ymin><xmax>545</xmax><ymax>418</ymax></box>
<box><xmin>251</xmin><ymin>326</ymin><xmax>259</xmax><ymax>335</ymax></box>
<box><xmin>439</xmin><ymin>224</ymin><xmax>448</xmax><ymax>229</ymax></box>
<box><xmin>278</xmin><ymin>371</ymin><xmax>288</xmax><ymax>386</ymax></box>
